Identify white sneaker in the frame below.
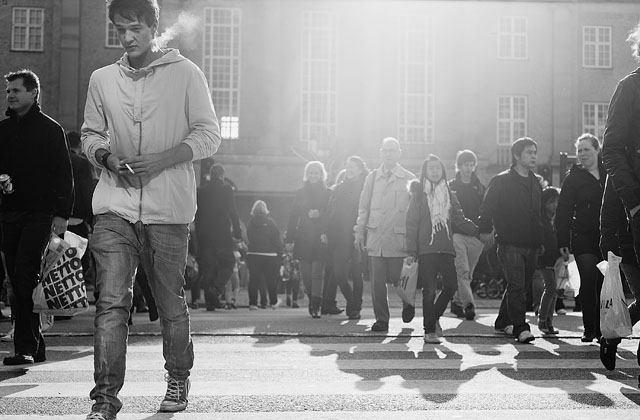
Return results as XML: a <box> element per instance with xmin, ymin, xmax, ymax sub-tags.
<box><xmin>424</xmin><ymin>332</ymin><xmax>441</xmax><ymax>344</ymax></box>
<box><xmin>272</xmin><ymin>297</ymin><xmax>283</xmax><ymax>309</ymax></box>
<box><xmin>41</xmin><ymin>314</ymin><xmax>54</xmax><ymax>333</ymax></box>
<box><xmin>249</xmin><ymin>305</ymin><xmax>258</xmax><ymax>310</ymax></box>
<box><xmin>1</xmin><ymin>327</ymin><xmax>14</xmax><ymax>342</ymax></box>
<box><xmin>517</xmin><ymin>330</ymin><xmax>535</xmax><ymax>344</ymax></box>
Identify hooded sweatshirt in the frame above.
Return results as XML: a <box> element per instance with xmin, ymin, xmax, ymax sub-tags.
<box><xmin>81</xmin><ymin>49</ymin><xmax>221</xmax><ymax>224</ymax></box>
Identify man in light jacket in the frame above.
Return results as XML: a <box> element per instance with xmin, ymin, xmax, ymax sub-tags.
<box><xmin>355</xmin><ymin>138</ymin><xmax>415</xmax><ymax>332</ymax></box>
<box><xmin>81</xmin><ymin>1</ymin><xmax>220</xmax><ymax>419</ymax></box>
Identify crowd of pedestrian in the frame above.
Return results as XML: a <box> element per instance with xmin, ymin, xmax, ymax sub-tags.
<box><xmin>1</xmin><ymin>1</ymin><xmax>640</xmax><ymax>419</ymax></box>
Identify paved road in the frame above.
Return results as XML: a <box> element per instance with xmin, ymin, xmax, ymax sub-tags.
<box><xmin>0</xmin><ymin>302</ymin><xmax>639</xmax><ymax>419</ymax></box>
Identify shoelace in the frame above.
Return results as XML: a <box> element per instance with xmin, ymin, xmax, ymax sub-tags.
<box><xmin>164</xmin><ymin>373</ymin><xmax>184</xmax><ymax>402</ymax></box>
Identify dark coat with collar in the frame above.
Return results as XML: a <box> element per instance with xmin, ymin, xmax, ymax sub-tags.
<box><xmin>448</xmin><ymin>171</ymin><xmax>486</xmax><ymax>226</ymax></box>
<box><xmin>0</xmin><ymin>104</ymin><xmax>74</xmax><ymax>219</ymax></box>
<box><xmin>327</xmin><ymin>173</ymin><xmax>366</xmax><ymax>249</ymax></box>
<box><xmin>285</xmin><ymin>181</ymin><xmax>331</xmax><ymax>261</ymax></box>
<box><xmin>555</xmin><ymin>162</ymin><xmax>606</xmax><ymax>256</ymax></box>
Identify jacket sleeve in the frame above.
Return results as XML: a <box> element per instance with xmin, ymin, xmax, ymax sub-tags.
<box><xmin>555</xmin><ymin>174</ymin><xmax>577</xmax><ymax>249</ymax></box>
<box><xmin>81</xmin><ymin>73</ymin><xmax>110</xmax><ymax>168</ymax></box>
<box><xmin>355</xmin><ymin>171</ymin><xmax>375</xmax><ymax>238</ymax></box>
<box><xmin>285</xmin><ymin>193</ymin><xmax>300</xmax><ymax>244</ymax></box>
<box><xmin>405</xmin><ymin>193</ymin><xmax>420</xmax><ymax>255</ymax></box>
<box><xmin>50</xmin><ymin>128</ymin><xmax>74</xmax><ymax>219</ymax></box>
<box><xmin>601</xmin><ymin>78</ymin><xmax>640</xmax><ymax>212</ymax></box>
<box><xmin>477</xmin><ymin>175</ymin><xmax>501</xmax><ymax>234</ymax></box>
<box><xmin>600</xmin><ymin>175</ymin><xmax>624</xmax><ymax>257</ymax></box>
<box><xmin>450</xmin><ymin>191</ymin><xmax>478</xmax><ymax>236</ymax></box>
<box><xmin>181</xmin><ymin>64</ymin><xmax>221</xmax><ymax>161</ymax></box>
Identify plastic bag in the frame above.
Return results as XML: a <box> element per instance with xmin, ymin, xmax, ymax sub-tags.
<box><xmin>555</xmin><ymin>255</ymin><xmax>579</xmax><ymax>298</ymax></box>
<box><xmin>396</xmin><ymin>258</ymin><xmax>418</xmax><ymax>306</ymax></box>
<box><xmin>32</xmin><ymin>231</ymin><xmax>89</xmax><ymax>316</ymax></box>
<box><xmin>598</xmin><ymin>251</ymin><xmax>632</xmax><ymax>339</ymax></box>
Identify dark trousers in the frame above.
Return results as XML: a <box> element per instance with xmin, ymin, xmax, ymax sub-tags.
<box><xmin>326</xmin><ymin>243</ymin><xmax>364</xmax><ymax>314</ymax></box>
<box><xmin>419</xmin><ymin>253</ymin><xmax>457</xmax><ymax>333</ymax></box>
<box><xmin>196</xmin><ymin>246</ymin><xmax>234</xmax><ymax>307</ymax></box>
<box><xmin>1</xmin><ymin>212</ymin><xmax>51</xmax><ymax>357</ymax></box>
<box><xmin>575</xmin><ymin>252</ymin><xmax>604</xmax><ymax>336</ymax></box>
<box><xmin>247</xmin><ymin>254</ymin><xmax>279</xmax><ymax>306</ymax></box>
<box><xmin>495</xmin><ymin>245</ymin><xmax>538</xmax><ymax>336</ymax></box>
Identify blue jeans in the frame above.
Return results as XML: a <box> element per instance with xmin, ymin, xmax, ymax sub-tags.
<box><xmin>495</xmin><ymin>245</ymin><xmax>538</xmax><ymax>336</ymax></box>
<box><xmin>89</xmin><ymin>214</ymin><xmax>193</xmax><ymax>417</ymax></box>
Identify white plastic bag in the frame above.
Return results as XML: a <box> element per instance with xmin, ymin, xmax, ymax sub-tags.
<box><xmin>397</xmin><ymin>259</ymin><xmax>418</xmax><ymax>306</ymax></box>
<box><xmin>598</xmin><ymin>251</ymin><xmax>632</xmax><ymax>340</ymax></box>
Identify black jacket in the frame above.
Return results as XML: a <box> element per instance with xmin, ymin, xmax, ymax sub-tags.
<box><xmin>195</xmin><ymin>177</ymin><xmax>241</xmax><ymax>249</ymax></box>
<box><xmin>477</xmin><ymin>167</ymin><xmax>542</xmax><ymax>248</ymax></box>
<box><xmin>601</xmin><ymin>67</ymin><xmax>640</xmax><ymax>213</ymax></box>
<box><xmin>555</xmin><ymin>162</ymin><xmax>606</xmax><ymax>256</ymax></box>
<box><xmin>247</xmin><ymin>214</ymin><xmax>283</xmax><ymax>255</ymax></box>
<box><xmin>69</xmin><ymin>151</ymin><xmax>96</xmax><ymax>223</ymax></box>
<box><xmin>0</xmin><ymin>104</ymin><xmax>73</xmax><ymax>219</ymax></box>
<box><xmin>600</xmin><ymin>175</ymin><xmax>635</xmax><ymax>264</ymax></box>
<box><xmin>448</xmin><ymin>172</ymin><xmax>486</xmax><ymax>226</ymax></box>
<box><xmin>327</xmin><ymin>173</ymin><xmax>366</xmax><ymax>249</ymax></box>
<box><xmin>285</xmin><ymin>181</ymin><xmax>331</xmax><ymax>261</ymax></box>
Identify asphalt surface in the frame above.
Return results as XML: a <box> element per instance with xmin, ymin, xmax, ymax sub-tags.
<box><xmin>0</xmin><ymin>286</ymin><xmax>639</xmax><ymax>419</ymax></box>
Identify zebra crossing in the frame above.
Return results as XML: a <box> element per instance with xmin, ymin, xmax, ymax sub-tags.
<box><xmin>0</xmin><ymin>326</ymin><xmax>639</xmax><ymax>420</ymax></box>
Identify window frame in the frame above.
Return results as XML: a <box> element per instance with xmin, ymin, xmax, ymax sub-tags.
<box><xmin>11</xmin><ymin>7</ymin><xmax>44</xmax><ymax>52</ymax></box>
<box><xmin>497</xmin><ymin>16</ymin><xmax>528</xmax><ymax>60</ymax></box>
<box><xmin>105</xmin><ymin>6</ymin><xmax>121</xmax><ymax>49</ymax></box>
<box><xmin>582</xmin><ymin>26</ymin><xmax>612</xmax><ymax>69</ymax></box>
<box><xmin>582</xmin><ymin>102</ymin><xmax>608</xmax><ymax>139</ymax></box>
<box><xmin>496</xmin><ymin>95</ymin><xmax>528</xmax><ymax>146</ymax></box>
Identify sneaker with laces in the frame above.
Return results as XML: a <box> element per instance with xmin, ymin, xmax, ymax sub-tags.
<box><xmin>424</xmin><ymin>332</ymin><xmax>441</xmax><ymax>344</ymax></box>
<box><xmin>517</xmin><ymin>330</ymin><xmax>535</xmax><ymax>344</ymax></box>
<box><xmin>86</xmin><ymin>411</ymin><xmax>114</xmax><ymax>420</ymax></box>
<box><xmin>159</xmin><ymin>374</ymin><xmax>190</xmax><ymax>412</ymax></box>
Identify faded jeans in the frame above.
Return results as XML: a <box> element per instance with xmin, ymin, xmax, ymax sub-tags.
<box><xmin>89</xmin><ymin>214</ymin><xmax>194</xmax><ymax>417</ymax></box>
<box><xmin>533</xmin><ymin>267</ymin><xmax>557</xmax><ymax>325</ymax></box>
<box><xmin>452</xmin><ymin>234</ymin><xmax>484</xmax><ymax>308</ymax></box>
<box><xmin>495</xmin><ymin>245</ymin><xmax>538</xmax><ymax>336</ymax></box>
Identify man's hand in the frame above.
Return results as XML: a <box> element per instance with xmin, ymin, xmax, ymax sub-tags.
<box><xmin>354</xmin><ymin>233</ymin><xmax>365</xmax><ymax>251</ymax></box>
<box><xmin>51</xmin><ymin>217</ymin><xmax>68</xmax><ymax>236</ymax></box>
<box><xmin>120</xmin><ymin>153</ymin><xmax>169</xmax><ymax>178</ymax></box>
<box><xmin>559</xmin><ymin>247</ymin><xmax>571</xmax><ymax>261</ymax></box>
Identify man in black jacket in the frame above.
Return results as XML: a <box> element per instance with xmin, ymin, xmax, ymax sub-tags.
<box><xmin>478</xmin><ymin>137</ymin><xmax>542</xmax><ymax>344</ymax></box>
<box><xmin>194</xmin><ymin>164</ymin><xmax>242</xmax><ymax>310</ymax></box>
<box><xmin>0</xmin><ymin>69</ymin><xmax>74</xmax><ymax>365</ymax></box>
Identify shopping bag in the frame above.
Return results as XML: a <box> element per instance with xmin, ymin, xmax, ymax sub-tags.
<box><xmin>556</xmin><ymin>255</ymin><xmax>579</xmax><ymax>298</ymax></box>
<box><xmin>396</xmin><ymin>259</ymin><xmax>418</xmax><ymax>306</ymax></box>
<box><xmin>32</xmin><ymin>231</ymin><xmax>90</xmax><ymax>316</ymax></box>
<box><xmin>598</xmin><ymin>251</ymin><xmax>632</xmax><ymax>339</ymax></box>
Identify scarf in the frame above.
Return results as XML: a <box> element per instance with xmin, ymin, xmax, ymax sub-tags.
<box><xmin>424</xmin><ymin>179</ymin><xmax>451</xmax><ymax>245</ymax></box>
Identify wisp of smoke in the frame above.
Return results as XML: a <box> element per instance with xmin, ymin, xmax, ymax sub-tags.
<box><xmin>156</xmin><ymin>11</ymin><xmax>200</xmax><ymax>50</ymax></box>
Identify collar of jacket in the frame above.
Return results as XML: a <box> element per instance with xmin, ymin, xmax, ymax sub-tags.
<box><xmin>5</xmin><ymin>102</ymin><xmax>41</xmax><ymax>123</ymax></box>
<box><xmin>375</xmin><ymin>164</ymin><xmax>408</xmax><ymax>180</ymax></box>
<box><xmin>569</xmin><ymin>160</ymin><xmax>606</xmax><ymax>177</ymax></box>
<box><xmin>507</xmin><ymin>165</ymin><xmax>535</xmax><ymax>181</ymax></box>
<box><xmin>453</xmin><ymin>171</ymin><xmax>482</xmax><ymax>187</ymax></box>
<box><xmin>117</xmin><ymin>48</ymin><xmax>185</xmax><ymax>77</ymax></box>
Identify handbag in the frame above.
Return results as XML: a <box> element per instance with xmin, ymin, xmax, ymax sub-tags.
<box><xmin>598</xmin><ymin>251</ymin><xmax>633</xmax><ymax>339</ymax></box>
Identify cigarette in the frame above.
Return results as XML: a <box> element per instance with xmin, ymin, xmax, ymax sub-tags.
<box><xmin>125</xmin><ymin>163</ymin><xmax>135</xmax><ymax>174</ymax></box>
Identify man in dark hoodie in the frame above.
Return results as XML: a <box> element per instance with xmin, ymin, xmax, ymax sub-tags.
<box><xmin>478</xmin><ymin>137</ymin><xmax>542</xmax><ymax>344</ymax></box>
<box><xmin>0</xmin><ymin>69</ymin><xmax>74</xmax><ymax>365</ymax></box>
<box><xmin>448</xmin><ymin>150</ymin><xmax>486</xmax><ymax>320</ymax></box>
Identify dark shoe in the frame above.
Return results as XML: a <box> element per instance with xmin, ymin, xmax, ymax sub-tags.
<box><xmin>538</xmin><ymin>321</ymin><xmax>559</xmax><ymax>335</ymax></box>
<box><xmin>206</xmin><ymin>306</ymin><xmax>216</xmax><ymax>312</ymax></box>
<box><xmin>450</xmin><ymin>300</ymin><xmax>465</xmax><ymax>317</ymax></box>
<box><xmin>3</xmin><ymin>354</ymin><xmax>34</xmax><ymax>365</ymax></box>
<box><xmin>402</xmin><ymin>305</ymin><xmax>415</xmax><ymax>323</ymax></box>
<box><xmin>292</xmin><ymin>301</ymin><xmax>299</xmax><ymax>309</ymax></box>
<box><xmin>321</xmin><ymin>306</ymin><xmax>344</xmax><ymax>315</ymax></box>
<box><xmin>517</xmin><ymin>330</ymin><xmax>535</xmax><ymax>344</ymax></box>
<box><xmin>286</xmin><ymin>295</ymin><xmax>292</xmax><ymax>307</ymax></box>
<box><xmin>464</xmin><ymin>304</ymin><xmax>476</xmax><ymax>321</ymax></box>
<box><xmin>159</xmin><ymin>374</ymin><xmax>190</xmax><ymax>412</ymax></box>
<box><xmin>86</xmin><ymin>411</ymin><xmax>115</xmax><ymax>420</ymax></box>
<box><xmin>347</xmin><ymin>311</ymin><xmax>361</xmax><ymax>320</ymax></box>
<box><xmin>54</xmin><ymin>316</ymin><xmax>72</xmax><ymax>321</ymax></box>
<box><xmin>370</xmin><ymin>321</ymin><xmax>388</xmax><ymax>332</ymax></box>
<box><xmin>581</xmin><ymin>332</ymin><xmax>597</xmax><ymax>342</ymax></box>
<box><xmin>599</xmin><ymin>337</ymin><xmax>620</xmax><ymax>370</ymax></box>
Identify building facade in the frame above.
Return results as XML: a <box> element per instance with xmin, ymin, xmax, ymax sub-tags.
<box><xmin>0</xmin><ymin>0</ymin><xmax>638</xmax><ymax>225</ymax></box>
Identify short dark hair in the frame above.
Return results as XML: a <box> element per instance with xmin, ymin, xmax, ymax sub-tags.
<box><xmin>511</xmin><ymin>137</ymin><xmax>537</xmax><ymax>166</ymax></box>
<box><xmin>108</xmin><ymin>0</ymin><xmax>159</xmax><ymax>29</ymax></box>
<box><xmin>4</xmin><ymin>69</ymin><xmax>40</xmax><ymax>100</ymax></box>
<box><xmin>574</xmin><ymin>133</ymin><xmax>601</xmax><ymax>151</ymax></box>
<box><xmin>455</xmin><ymin>150</ymin><xmax>477</xmax><ymax>170</ymax></box>
<box><xmin>209</xmin><ymin>164</ymin><xmax>225</xmax><ymax>180</ymax></box>
<box><xmin>66</xmin><ymin>131</ymin><xmax>81</xmax><ymax>149</ymax></box>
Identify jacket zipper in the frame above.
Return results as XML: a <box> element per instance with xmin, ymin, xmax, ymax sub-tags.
<box><xmin>137</xmin><ymin>118</ymin><xmax>143</xmax><ymax>221</ymax></box>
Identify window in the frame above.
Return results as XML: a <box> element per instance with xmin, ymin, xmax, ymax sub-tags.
<box><xmin>203</xmin><ymin>8</ymin><xmax>241</xmax><ymax>139</ymax></box>
<box><xmin>497</xmin><ymin>16</ymin><xmax>527</xmax><ymax>60</ymax></box>
<box><xmin>583</xmin><ymin>26</ymin><xmax>611</xmax><ymax>68</ymax></box>
<box><xmin>398</xmin><ymin>15</ymin><xmax>434</xmax><ymax>144</ymax></box>
<box><xmin>497</xmin><ymin>96</ymin><xmax>527</xmax><ymax>145</ymax></box>
<box><xmin>12</xmin><ymin>7</ymin><xmax>44</xmax><ymax>51</ymax></box>
<box><xmin>105</xmin><ymin>6</ymin><xmax>120</xmax><ymax>48</ymax></box>
<box><xmin>582</xmin><ymin>103</ymin><xmax>608</xmax><ymax>139</ymax></box>
<box><xmin>301</xmin><ymin>11</ymin><xmax>337</xmax><ymax>144</ymax></box>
